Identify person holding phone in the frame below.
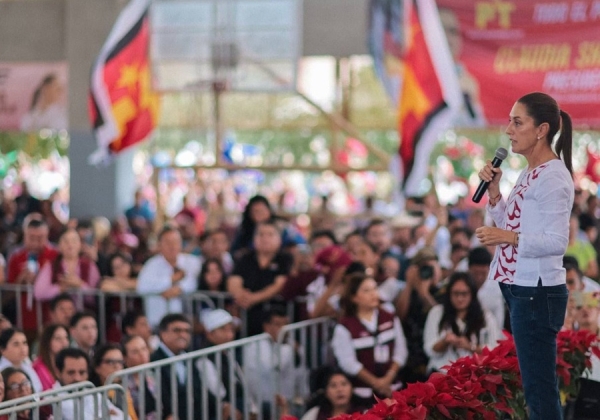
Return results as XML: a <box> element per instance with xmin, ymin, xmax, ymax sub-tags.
<box><xmin>395</xmin><ymin>247</ymin><xmax>443</xmax><ymax>383</ymax></box>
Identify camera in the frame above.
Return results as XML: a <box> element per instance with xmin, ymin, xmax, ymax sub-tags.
<box><xmin>418</xmin><ymin>265</ymin><xmax>434</xmax><ymax>280</ymax></box>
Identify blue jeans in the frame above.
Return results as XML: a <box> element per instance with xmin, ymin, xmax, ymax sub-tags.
<box><xmin>499</xmin><ymin>280</ymin><xmax>568</xmax><ymax>420</ymax></box>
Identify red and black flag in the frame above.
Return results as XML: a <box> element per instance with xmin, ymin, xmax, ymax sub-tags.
<box><xmin>397</xmin><ymin>0</ymin><xmax>461</xmax><ymax>195</ymax></box>
<box><xmin>88</xmin><ymin>0</ymin><xmax>160</xmax><ymax>164</ymax></box>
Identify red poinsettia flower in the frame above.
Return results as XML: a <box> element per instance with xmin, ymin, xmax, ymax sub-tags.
<box><xmin>331</xmin><ymin>330</ymin><xmax>599</xmax><ymax>420</ymax></box>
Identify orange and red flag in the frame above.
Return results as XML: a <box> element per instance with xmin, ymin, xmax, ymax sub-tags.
<box><xmin>398</xmin><ymin>0</ymin><xmax>461</xmax><ymax>195</ymax></box>
<box><xmin>88</xmin><ymin>0</ymin><xmax>159</xmax><ymax>164</ymax></box>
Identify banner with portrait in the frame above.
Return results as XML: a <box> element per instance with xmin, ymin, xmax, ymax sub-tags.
<box><xmin>435</xmin><ymin>0</ymin><xmax>600</xmax><ymax>128</ymax></box>
<box><xmin>0</xmin><ymin>62</ymin><xmax>68</xmax><ymax>132</ymax></box>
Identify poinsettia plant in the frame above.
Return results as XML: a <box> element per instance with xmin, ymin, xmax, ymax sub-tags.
<box><xmin>323</xmin><ymin>330</ymin><xmax>600</xmax><ymax>420</ymax></box>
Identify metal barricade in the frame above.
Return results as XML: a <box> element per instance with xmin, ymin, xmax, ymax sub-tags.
<box><xmin>106</xmin><ymin>333</ymin><xmax>272</xmax><ymax>420</ymax></box>
<box><xmin>0</xmin><ymin>383</ymin><xmax>128</xmax><ymax>420</ymax></box>
<box><xmin>0</xmin><ymin>382</ymin><xmax>95</xmax><ymax>411</ymax></box>
<box><xmin>69</xmin><ymin>288</ymin><xmax>216</xmax><ymax>343</ymax></box>
<box><xmin>0</xmin><ymin>285</ymin><xmax>217</xmax><ymax>343</ymax></box>
<box><xmin>104</xmin><ymin>316</ymin><xmax>331</xmax><ymax>420</ymax></box>
<box><xmin>0</xmin><ymin>284</ymin><xmax>44</xmax><ymax>332</ymax></box>
<box><xmin>0</xmin><ymin>284</ymin><xmax>315</xmax><ymax>343</ymax></box>
<box><xmin>199</xmin><ymin>291</ymin><xmax>309</xmax><ymax>338</ymax></box>
<box><xmin>272</xmin><ymin>317</ymin><xmax>332</xmax><ymax>419</ymax></box>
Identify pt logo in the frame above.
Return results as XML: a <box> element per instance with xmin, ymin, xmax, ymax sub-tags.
<box><xmin>475</xmin><ymin>0</ymin><xmax>516</xmax><ymax>29</ymax></box>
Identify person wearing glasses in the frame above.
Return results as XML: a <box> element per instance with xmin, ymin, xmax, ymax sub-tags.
<box><xmin>1</xmin><ymin>367</ymin><xmax>44</xmax><ymax>420</ymax></box>
<box><xmin>423</xmin><ymin>272</ymin><xmax>501</xmax><ymax>374</ymax></box>
<box><xmin>53</xmin><ymin>348</ymin><xmax>123</xmax><ymax>420</ymax></box>
<box><xmin>90</xmin><ymin>344</ymin><xmax>139</xmax><ymax>420</ymax></box>
<box><xmin>90</xmin><ymin>344</ymin><xmax>125</xmax><ymax>387</ymax></box>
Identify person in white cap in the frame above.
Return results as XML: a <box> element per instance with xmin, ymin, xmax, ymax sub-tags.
<box><xmin>197</xmin><ymin>309</ymin><xmax>244</xmax><ymax>419</ymax></box>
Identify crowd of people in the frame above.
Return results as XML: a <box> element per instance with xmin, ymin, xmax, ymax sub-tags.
<box><xmin>0</xmin><ymin>176</ymin><xmax>598</xmax><ymax>419</ymax></box>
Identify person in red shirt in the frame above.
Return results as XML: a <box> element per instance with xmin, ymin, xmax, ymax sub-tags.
<box><xmin>6</xmin><ymin>215</ymin><xmax>59</xmax><ymax>336</ymax></box>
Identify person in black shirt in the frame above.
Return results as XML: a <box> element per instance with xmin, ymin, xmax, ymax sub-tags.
<box><xmin>227</xmin><ymin>221</ymin><xmax>292</xmax><ymax>336</ymax></box>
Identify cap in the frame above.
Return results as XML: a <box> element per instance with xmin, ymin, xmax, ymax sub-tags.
<box><xmin>391</xmin><ymin>212</ymin><xmax>422</xmax><ymax>228</ymax></box>
<box><xmin>202</xmin><ymin>309</ymin><xmax>233</xmax><ymax>332</ymax></box>
<box><xmin>315</xmin><ymin>245</ymin><xmax>353</xmax><ymax>282</ymax></box>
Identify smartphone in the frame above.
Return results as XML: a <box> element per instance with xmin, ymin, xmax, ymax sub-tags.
<box><xmin>419</xmin><ymin>265</ymin><xmax>434</xmax><ymax>280</ymax></box>
<box><xmin>84</xmin><ymin>232</ymin><xmax>95</xmax><ymax>246</ymax></box>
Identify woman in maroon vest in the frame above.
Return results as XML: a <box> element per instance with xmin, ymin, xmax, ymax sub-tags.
<box><xmin>33</xmin><ymin>228</ymin><xmax>100</xmax><ymax>305</ymax></box>
<box><xmin>331</xmin><ymin>273</ymin><xmax>408</xmax><ymax>405</ymax></box>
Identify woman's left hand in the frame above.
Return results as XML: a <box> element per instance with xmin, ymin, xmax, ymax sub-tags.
<box><xmin>454</xmin><ymin>336</ymin><xmax>472</xmax><ymax>351</ymax></box>
<box><xmin>475</xmin><ymin>226</ymin><xmax>514</xmax><ymax>246</ymax></box>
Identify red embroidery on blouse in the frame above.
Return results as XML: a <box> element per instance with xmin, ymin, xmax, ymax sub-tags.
<box><xmin>494</xmin><ymin>164</ymin><xmax>549</xmax><ymax>283</ymax></box>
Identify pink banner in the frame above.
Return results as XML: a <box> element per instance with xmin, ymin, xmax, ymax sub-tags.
<box><xmin>0</xmin><ymin>62</ymin><xmax>68</xmax><ymax>132</ymax></box>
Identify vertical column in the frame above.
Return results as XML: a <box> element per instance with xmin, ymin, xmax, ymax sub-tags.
<box><xmin>66</xmin><ymin>0</ymin><xmax>136</xmax><ymax>219</ymax></box>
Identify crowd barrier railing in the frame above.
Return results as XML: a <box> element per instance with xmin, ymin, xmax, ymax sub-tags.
<box><xmin>0</xmin><ymin>284</ymin><xmax>216</xmax><ymax>342</ymax></box>
<box><xmin>106</xmin><ymin>316</ymin><xmax>331</xmax><ymax>420</ymax></box>
<box><xmin>0</xmin><ymin>383</ymin><xmax>128</xmax><ymax>420</ymax></box>
<box><xmin>0</xmin><ymin>381</ymin><xmax>95</xmax><ymax>411</ymax></box>
<box><xmin>0</xmin><ymin>285</ymin><xmax>310</xmax><ymax>342</ymax></box>
<box><xmin>106</xmin><ymin>333</ymin><xmax>272</xmax><ymax>420</ymax></box>
<box><xmin>272</xmin><ymin>317</ymin><xmax>332</xmax><ymax>419</ymax></box>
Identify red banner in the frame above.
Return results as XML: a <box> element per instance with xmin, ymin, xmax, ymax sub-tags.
<box><xmin>436</xmin><ymin>0</ymin><xmax>600</xmax><ymax>128</ymax></box>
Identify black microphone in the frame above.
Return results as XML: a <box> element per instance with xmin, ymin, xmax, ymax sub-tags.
<box><xmin>472</xmin><ymin>147</ymin><xmax>508</xmax><ymax>203</ymax></box>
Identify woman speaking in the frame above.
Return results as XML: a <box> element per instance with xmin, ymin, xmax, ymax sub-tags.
<box><xmin>475</xmin><ymin>92</ymin><xmax>574</xmax><ymax>420</ymax></box>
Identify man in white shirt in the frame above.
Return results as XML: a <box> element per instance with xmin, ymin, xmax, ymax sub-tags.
<box><xmin>54</xmin><ymin>347</ymin><xmax>123</xmax><ymax>420</ymax></box>
<box><xmin>136</xmin><ymin>225</ymin><xmax>201</xmax><ymax>328</ymax></box>
<box><xmin>468</xmin><ymin>247</ymin><xmax>505</xmax><ymax>330</ymax></box>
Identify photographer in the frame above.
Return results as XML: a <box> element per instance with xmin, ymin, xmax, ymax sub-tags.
<box><xmin>395</xmin><ymin>247</ymin><xmax>443</xmax><ymax>383</ymax></box>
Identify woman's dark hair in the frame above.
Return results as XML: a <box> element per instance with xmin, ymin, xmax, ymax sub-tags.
<box><xmin>306</xmin><ymin>366</ymin><xmax>361</xmax><ymax>418</ymax></box>
<box><xmin>439</xmin><ymin>272</ymin><xmax>486</xmax><ymax>340</ymax></box>
<box><xmin>241</xmin><ymin>195</ymin><xmax>272</xmax><ymax>231</ymax></box>
<box><xmin>0</xmin><ymin>328</ymin><xmax>24</xmax><ymax>350</ymax></box>
<box><xmin>106</xmin><ymin>252</ymin><xmax>133</xmax><ymax>277</ymax></box>
<box><xmin>517</xmin><ymin>92</ymin><xmax>573</xmax><ymax>174</ymax></box>
<box><xmin>37</xmin><ymin>324</ymin><xmax>69</xmax><ymax>380</ymax></box>
<box><xmin>198</xmin><ymin>257</ymin><xmax>226</xmax><ymax>292</ymax></box>
<box><xmin>29</xmin><ymin>73</ymin><xmax>56</xmax><ymax>110</ymax></box>
<box><xmin>1</xmin><ymin>367</ymin><xmax>32</xmax><ymax>398</ymax></box>
<box><xmin>340</xmin><ymin>273</ymin><xmax>373</xmax><ymax>317</ymax></box>
<box><xmin>233</xmin><ymin>195</ymin><xmax>274</xmax><ymax>252</ymax></box>
<box><xmin>344</xmin><ymin>262</ymin><xmax>366</xmax><ymax>277</ymax></box>
<box><xmin>90</xmin><ymin>343</ymin><xmax>123</xmax><ymax>386</ymax></box>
